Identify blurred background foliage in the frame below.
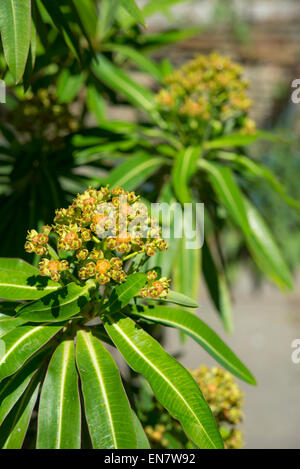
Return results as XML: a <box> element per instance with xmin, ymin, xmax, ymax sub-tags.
<box><xmin>0</xmin><ymin>0</ymin><xmax>299</xmax><ymax>335</ymax></box>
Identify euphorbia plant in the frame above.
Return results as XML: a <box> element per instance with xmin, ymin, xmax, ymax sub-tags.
<box><xmin>0</xmin><ymin>186</ymin><xmax>255</xmax><ymax>449</ymax></box>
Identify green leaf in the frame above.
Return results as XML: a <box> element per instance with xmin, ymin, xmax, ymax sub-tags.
<box><xmin>199</xmin><ymin>160</ymin><xmax>251</xmax><ymax>237</ymax></box>
<box><xmin>0</xmin><ymin>372</ymin><xmax>40</xmax><ymax>449</ymax></box>
<box><xmin>106</xmin><ymin>273</ymin><xmax>147</xmax><ymax>313</ymax></box>
<box><xmin>0</xmin><ymin>0</ymin><xmax>31</xmax><ymax>83</ymax></box>
<box><xmin>104</xmin><ymin>312</ymin><xmax>224</xmax><ymax>449</ymax></box>
<box><xmin>117</xmin><ymin>0</ymin><xmax>145</xmax><ymax>26</ymax></box>
<box><xmin>17</xmin><ymin>281</ymin><xmax>94</xmax><ymax>323</ymax></box>
<box><xmin>0</xmin><ymin>324</ymin><xmax>64</xmax><ymax>381</ymax></box>
<box><xmin>57</xmin><ymin>69</ymin><xmax>86</xmax><ymax>104</ymax></box>
<box><xmin>172</xmin><ymin>147</ymin><xmax>201</xmax><ymax>204</ymax></box>
<box><xmin>86</xmin><ymin>84</ymin><xmax>107</xmax><ymax>124</ymax></box>
<box><xmin>92</xmin><ymin>55</ymin><xmax>157</xmax><ymax>116</ymax></box>
<box><xmin>98</xmin><ymin>0</ymin><xmax>118</xmax><ymax>40</ymax></box>
<box><xmin>151</xmin><ymin>289</ymin><xmax>199</xmax><ymax>308</ymax></box>
<box><xmin>244</xmin><ymin>198</ymin><xmax>293</xmax><ymax>290</ymax></box>
<box><xmin>202</xmin><ymin>243</ymin><xmax>234</xmax><ymax>334</ymax></box>
<box><xmin>37</xmin><ymin>339</ymin><xmax>81</xmax><ymax>449</ymax></box>
<box><xmin>217</xmin><ymin>151</ymin><xmax>300</xmax><ymax>213</ymax></box>
<box><xmin>0</xmin><ymin>316</ymin><xmax>25</xmax><ymax>339</ymax></box>
<box><xmin>130</xmin><ymin>305</ymin><xmax>255</xmax><ymax>385</ymax></box>
<box><xmin>76</xmin><ymin>329</ymin><xmax>137</xmax><ymax>449</ymax></box>
<box><xmin>0</xmin><ymin>350</ymin><xmax>46</xmax><ymax>426</ymax></box>
<box><xmin>105</xmin><ymin>43</ymin><xmax>163</xmax><ymax>81</ymax></box>
<box><xmin>132</xmin><ymin>411</ymin><xmax>150</xmax><ymax>449</ymax></box>
<box><xmin>40</xmin><ymin>0</ymin><xmax>81</xmax><ymax>60</ymax></box>
<box><xmin>71</xmin><ymin>0</ymin><xmax>97</xmax><ymax>41</ymax></box>
<box><xmin>204</xmin><ymin>133</ymin><xmax>259</xmax><ymax>150</ymax></box>
<box><xmin>106</xmin><ymin>154</ymin><xmax>166</xmax><ymax>191</ymax></box>
<box><xmin>173</xmin><ymin>237</ymin><xmax>201</xmax><ymax>304</ymax></box>
<box><xmin>0</xmin><ymin>257</ymin><xmax>60</xmax><ymax>300</ymax></box>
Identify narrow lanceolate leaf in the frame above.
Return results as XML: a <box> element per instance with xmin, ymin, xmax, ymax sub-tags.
<box><xmin>173</xmin><ymin>237</ymin><xmax>201</xmax><ymax>306</ymax></box>
<box><xmin>17</xmin><ymin>281</ymin><xmax>95</xmax><ymax>323</ymax></box>
<box><xmin>105</xmin><ymin>44</ymin><xmax>163</xmax><ymax>82</ymax></box>
<box><xmin>199</xmin><ymin>160</ymin><xmax>251</xmax><ymax>237</ymax></box>
<box><xmin>151</xmin><ymin>290</ymin><xmax>199</xmax><ymax>309</ymax></box>
<box><xmin>104</xmin><ymin>313</ymin><xmax>224</xmax><ymax>449</ymax></box>
<box><xmin>117</xmin><ymin>0</ymin><xmax>145</xmax><ymax>26</ymax></box>
<box><xmin>0</xmin><ymin>373</ymin><xmax>40</xmax><ymax>449</ymax></box>
<box><xmin>106</xmin><ymin>154</ymin><xmax>166</xmax><ymax>192</ymax></box>
<box><xmin>132</xmin><ymin>411</ymin><xmax>150</xmax><ymax>449</ymax></box>
<box><xmin>0</xmin><ymin>257</ymin><xmax>60</xmax><ymax>300</ymax></box>
<box><xmin>203</xmin><ymin>133</ymin><xmax>259</xmax><ymax>150</ymax></box>
<box><xmin>0</xmin><ymin>350</ymin><xmax>46</xmax><ymax>426</ymax></box>
<box><xmin>244</xmin><ymin>199</ymin><xmax>293</xmax><ymax>290</ymax></box>
<box><xmin>130</xmin><ymin>305</ymin><xmax>255</xmax><ymax>385</ymax></box>
<box><xmin>0</xmin><ymin>316</ymin><xmax>25</xmax><ymax>339</ymax></box>
<box><xmin>76</xmin><ymin>330</ymin><xmax>137</xmax><ymax>449</ymax></box>
<box><xmin>172</xmin><ymin>147</ymin><xmax>201</xmax><ymax>204</ymax></box>
<box><xmin>202</xmin><ymin>243</ymin><xmax>234</xmax><ymax>334</ymax></box>
<box><xmin>0</xmin><ymin>324</ymin><xmax>63</xmax><ymax>381</ymax></box>
<box><xmin>216</xmin><ymin>151</ymin><xmax>300</xmax><ymax>212</ymax></box>
<box><xmin>37</xmin><ymin>340</ymin><xmax>81</xmax><ymax>449</ymax></box>
<box><xmin>92</xmin><ymin>55</ymin><xmax>157</xmax><ymax>115</ymax></box>
<box><xmin>106</xmin><ymin>273</ymin><xmax>147</xmax><ymax>313</ymax></box>
<box><xmin>71</xmin><ymin>0</ymin><xmax>97</xmax><ymax>41</ymax></box>
<box><xmin>0</xmin><ymin>0</ymin><xmax>32</xmax><ymax>83</ymax></box>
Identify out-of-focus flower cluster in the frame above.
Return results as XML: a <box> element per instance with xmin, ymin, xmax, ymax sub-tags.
<box><xmin>25</xmin><ymin>186</ymin><xmax>168</xmax><ymax>286</ymax></box>
<box><xmin>140</xmin><ymin>366</ymin><xmax>244</xmax><ymax>450</ymax></box>
<box><xmin>156</xmin><ymin>52</ymin><xmax>256</xmax><ymax>143</ymax></box>
<box><xmin>191</xmin><ymin>365</ymin><xmax>244</xmax><ymax>449</ymax></box>
<box><xmin>139</xmin><ymin>270</ymin><xmax>170</xmax><ymax>299</ymax></box>
<box><xmin>8</xmin><ymin>88</ymin><xmax>79</xmax><ymax>142</ymax></box>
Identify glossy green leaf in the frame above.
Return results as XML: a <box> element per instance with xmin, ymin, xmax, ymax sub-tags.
<box><xmin>0</xmin><ymin>372</ymin><xmax>40</xmax><ymax>449</ymax></box>
<box><xmin>0</xmin><ymin>350</ymin><xmax>46</xmax><ymax>426</ymax></box>
<box><xmin>92</xmin><ymin>55</ymin><xmax>157</xmax><ymax>116</ymax></box>
<box><xmin>117</xmin><ymin>0</ymin><xmax>145</xmax><ymax>26</ymax></box>
<box><xmin>104</xmin><ymin>312</ymin><xmax>224</xmax><ymax>449</ymax></box>
<box><xmin>244</xmin><ymin>198</ymin><xmax>293</xmax><ymax>290</ymax></box>
<box><xmin>204</xmin><ymin>133</ymin><xmax>259</xmax><ymax>150</ymax></box>
<box><xmin>0</xmin><ymin>316</ymin><xmax>25</xmax><ymax>339</ymax></box>
<box><xmin>17</xmin><ymin>281</ymin><xmax>94</xmax><ymax>323</ymax></box>
<box><xmin>98</xmin><ymin>0</ymin><xmax>118</xmax><ymax>40</ymax></box>
<box><xmin>40</xmin><ymin>0</ymin><xmax>81</xmax><ymax>60</ymax></box>
<box><xmin>106</xmin><ymin>154</ymin><xmax>166</xmax><ymax>191</ymax></box>
<box><xmin>173</xmin><ymin>237</ymin><xmax>201</xmax><ymax>305</ymax></box>
<box><xmin>130</xmin><ymin>305</ymin><xmax>255</xmax><ymax>385</ymax></box>
<box><xmin>0</xmin><ymin>0</ymin><xmax>31</xmax><ymax>83</ymax></box>
<box><xmin>71</xmin><ymin>0</ymin><xmax>97</xmax><ymax>41</ymax></box>
<box><xmin>151</xmin><ymin>289</ymin><xmax>199</xmax><ymax>308</ymax></box>
<box><xmin>0</xmin><ymin>324</ymin><xmax>63</xmax><ymax>381</ymax></box>
<box><xmin>0</xmin><ymin>257</ymin><xmax>60</xmax><ymax>300</ymax></box>
<box><xmin>57</xmin><ymin>69</ymin><xmax>86</xmax><ymax>104</ymax></box>
<box><xmin>217</xmin><ymin>151</ymin><xmax>300</xmax><ymax>212</ymax></box>
<box><xmin>76</xmin><ymin>329</ymin><xmax>137</xmax><ymax>449</ymax></box>
<box><xmin>132</xmin><ymin>411</ymin><xmax>150</xmax><ymax>449</ymax></box>
<box><xmin>202</xmin><ymin>243</ymin><xmax>234</xmax><ymax>334</ymax></box>
<box><xmin>105</xmin><ymin>43</ymin><xmax>163</xmax><ymax>81</ymax></box>
<box><xmin>106</xmin><ymin>273</ymin><xmax>147</xmax><ymax>313</ymax></box>
<box><xmin>199</xmin><ymin>160</ymin><xmax>251</xmax><ymax>237</ymax></box>
<box><xmin>37</xmin><ymin>339</ymin><xmax>81</xmax><ymax>449</ymax></box>
<box><xmin>172</xmin><ymin>147</ymin><xmax>201</xmax><ymax>204</ymax></box>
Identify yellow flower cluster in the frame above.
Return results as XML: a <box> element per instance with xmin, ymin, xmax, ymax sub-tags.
<box><xmin>139</xmin><ymin>270</ymin><xmax>170</xmax><ymax>299</ymax></box>
<box><xmin>156</xmin><ymin>52</ymin><xmax>256</xmax><ymax>140</ymax></box>
<box><xmin>25</xmin><ymin>186</ymin><xmax>168</xmax><ymax>286</ymax></box>
<box><xmin>143</xmin><ymin>365</ymin><xmax>244</xmax><ymax>449</ymax></box>
<box><xmin>191</xmin><ymin>365</ymin><xmax>244</xmax><ymax>449</ymax></box>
